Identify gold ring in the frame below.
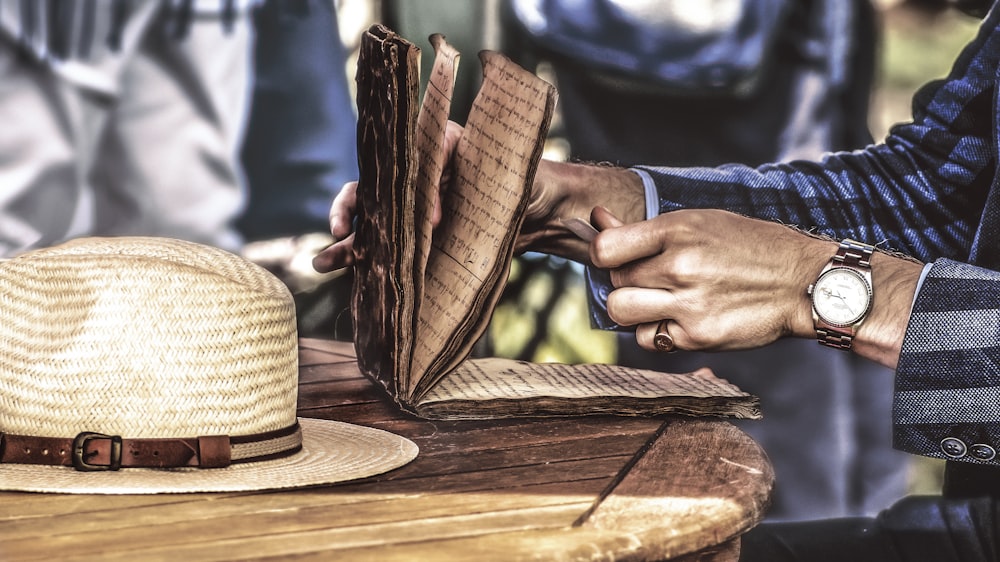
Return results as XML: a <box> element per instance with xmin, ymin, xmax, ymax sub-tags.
<box><xmin>653</xmin><ymin>320</ymin><xmax>675</xmax><ymax>353</ymax></box>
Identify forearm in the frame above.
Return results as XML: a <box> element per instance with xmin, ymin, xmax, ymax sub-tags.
<box><xmin>852</xmin><ymin>253</ymin><xmax>923</xmax><ymax>368</ymax></box>
<box><xmin>780</xmin><ymin>235</ymin><xmax>922</xmax><ymax>369</ymax></box>
<box><xmin>636</xmin><ymin>144</ymin><xmax>985</xmax><ymax>262</ymax></box>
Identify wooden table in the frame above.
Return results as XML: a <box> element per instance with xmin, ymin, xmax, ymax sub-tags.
<box><xmin>0</xmin><ymin>338</ymin><xmax>773</xmax><ymax>561</ymax></box>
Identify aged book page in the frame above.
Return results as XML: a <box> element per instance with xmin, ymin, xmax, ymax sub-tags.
<box><xmin>418</xmin><ymin>358</ymin><xmax>761</xmax><ymax>419</ymax></box>
<box><xmin>351</xmin><ymin>25</ymin><xmax>760</xmax><ymax>421</ymax></box>
<box><xmin>409</xmin><ymin>51</ymin><xmax>556</xmax><ymax>400</ymax></box>
<box><xmin>407</xmin><ymin>34</ymin><xmax>461</xmax><ymax>398</ymax></box>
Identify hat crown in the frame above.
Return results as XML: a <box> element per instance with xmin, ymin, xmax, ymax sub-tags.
<box><xmin>0</xmin><ymin>237</ymin><xmax>298</xmax><ymax>439</ymax></box>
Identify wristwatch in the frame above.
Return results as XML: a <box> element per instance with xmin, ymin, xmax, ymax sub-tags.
<box><xmin>807</xmin><ymin>239</ymin><xmax>874</xmax><ymax>350</ymax></box>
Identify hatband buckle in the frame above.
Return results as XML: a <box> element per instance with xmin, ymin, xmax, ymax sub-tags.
<box><xmin>73</xmin><ymin>432</ymin><xmax>123</xmax><ymax>471</ymax></box>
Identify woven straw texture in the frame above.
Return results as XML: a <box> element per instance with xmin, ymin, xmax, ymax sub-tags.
<box><xmin>0</xmin><ymin>236</ymin><xmax>298</xmax><ymax>438</ymax></box>
<box><xmin>0</xmin><ymin>237</ymin><xmax>419</xmax><ymax>493</ymax></box>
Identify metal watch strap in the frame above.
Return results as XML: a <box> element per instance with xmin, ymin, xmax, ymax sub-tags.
<box><xmin>833</xmin><ymin>239</ymin><xmax>875</xmax><ymax>270</ymax></box>
<box><xmin>816</xmin><ymin>324</ymin><xmax>858</xmax><ymax>350</ymax></box>
<box><xmin>815</xmin><ymin>240</ymin><xmax>874</xmax><ymax>350</ymax></box>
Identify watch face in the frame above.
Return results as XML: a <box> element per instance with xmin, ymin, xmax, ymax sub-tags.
<box><xmin>811</xmin><ymin>267</ymin><xmax>872</xmax><ymax>326</ymax></box>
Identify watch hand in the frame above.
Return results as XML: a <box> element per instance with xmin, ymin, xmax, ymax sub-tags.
<box><xmin>823</xmin><ymin>289</ymin><xmax>856</xmax><ymax>314</ymax></box>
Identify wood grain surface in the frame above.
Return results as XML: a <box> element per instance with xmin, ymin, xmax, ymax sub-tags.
<box><xmin>0</xmin><ymin>338</ymin><xmax>773</xmax><ymax>561</ymax></box>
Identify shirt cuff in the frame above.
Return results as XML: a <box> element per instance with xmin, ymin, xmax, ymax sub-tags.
<box><xmin>912</xmin><ymin>262</ymin><xmax>934</xmax><ymax>312</ymax></box>
<box><xmin>631</xmin><ymin>169</ymin><xmax>659</xmax><ymax>220</ymax></box>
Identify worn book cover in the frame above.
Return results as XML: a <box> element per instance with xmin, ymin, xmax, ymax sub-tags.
<box><xmin>352</xmin><ymin>24</ymin><xmax>760</xmax><ymax>420</ymax></box>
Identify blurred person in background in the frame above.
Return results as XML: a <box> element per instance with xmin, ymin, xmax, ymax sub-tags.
<box><xmin>238</xmin><ymin>0</ymin><xmax>358</xmax><ymax>244</ymax></box>
<box><xmin>0</xmin><ymin>0</ymin><xmax>256</xmax><ymax>258</ymax></box>
<box><xmin>237</xmin><ymin>0</ymin><xmax>361</xmax><ymax>337</ymax></box>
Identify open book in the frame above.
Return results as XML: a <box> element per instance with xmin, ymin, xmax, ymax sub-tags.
<box><xmin>351</xmin><ymin>24</ymin><xmax>760</xmax><ymax>420</ymax></box>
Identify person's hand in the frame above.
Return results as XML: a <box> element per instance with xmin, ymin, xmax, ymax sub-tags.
<box><xmin>589</xmin><ymin>207</ymin><xmax>922</xmax><ymax>368</ymax></box>
<box><xmin>314</xmin><ymin>120</ymin><xmax>649</xmax><ymax>272</ymax></box>
<box><xmin>312</xmin><ymin>120</ymin><xmax>465</xmax><ymax>273</ymax></box>
<box><xmin>516</xmin><ymin>160</ymin><xmax>645</xmax><ymax>262</ymax></box>
<box><xmin>590</xmin><ymin>208</ymin><xmax>830</xmax><ymax>352</ymax></box>
<box><xmin>311</xmin><ymin>180</ymin><xmax>359</xmax><ymax>272</ymax></box>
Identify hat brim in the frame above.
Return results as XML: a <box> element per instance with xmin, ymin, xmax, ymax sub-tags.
<box><xmin>0</xmin><ymin>418</ymin><xmax>418</xmax><ymax>494</ymax></box>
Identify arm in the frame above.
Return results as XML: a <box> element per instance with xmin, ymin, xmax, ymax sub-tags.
<box><xmin>585</xmin><ymin>9</ymin><xmax>1000</xmax><ymax>330</ymax></box>
<box><xmin>589</xmin><ymin>208</ymin><xmax>923</xmax><ymax>369</ymax></box>
<box><xmin>633</xmin><ymin>7</ymin><xmax>1000</xmax><ymax>263</ymax></box>
<box><xmin>592</xmin><ymin>206</ymin><xmax>1000</xmax><ymax>467</ymax></box>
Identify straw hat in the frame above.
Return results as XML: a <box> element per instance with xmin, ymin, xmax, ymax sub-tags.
<box><xmin>0</xmin><ymin>236</ymin><xmax>417</xmax><ymax>494</ymax></box>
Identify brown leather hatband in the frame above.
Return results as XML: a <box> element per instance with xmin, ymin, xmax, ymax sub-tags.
<box><xmin>0</xmin><ymin>422</ymin><xmax>302</xmax><ymax>471</ymax></box>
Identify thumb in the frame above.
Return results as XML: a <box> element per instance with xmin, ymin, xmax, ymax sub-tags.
<box><xmin>591</xmin><ymin>206</ymin><xmax>625</xmax><ymax>231</ymax></box>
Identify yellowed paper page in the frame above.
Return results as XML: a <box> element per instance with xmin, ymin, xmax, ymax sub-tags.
<box><xmin>411</xmin><ymin>51</ymin><xmax>555</xmax><ymax>398</ymax></box>
<box><xmin>407</xmin><ymin>34</ymin><xmax>460</xmax><ymax>397</ymax></box>
<box><xmin>419</xmin><ymin>358</ymin><xmax>761</xmax><ymax>419</ymax></box>
<box><xmin>428</xmin><ymin>359</ymin><xmax>749</xmax><ymax>401</ymax></box>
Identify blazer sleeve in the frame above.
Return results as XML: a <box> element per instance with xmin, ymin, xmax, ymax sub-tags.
<box><xmin>586</xmin><ymin>6</ymin><xmax>1000</xmax><ymax>329</ymax></box>
<box><xmin>894</xmin><ymin>258</ymin><xmax>1000</xmax><ymax>466</ymax></box>
<box><xmin>630</xmin><ymin>0</ymin><xmax>1000</xmax><ymax>262</ymax></box>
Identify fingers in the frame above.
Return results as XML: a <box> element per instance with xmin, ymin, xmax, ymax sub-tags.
<box><xmin>317</xmin><ymin>124</ymin><xmax>466</xmax><ymax>274</ymax></box>
<box><xmin>329</xmin><ymin>182</ymin><xmax>358</xmax><ymax>241</ymax></box>
<box><xmin>315</xmin><ymin>181</ymin><xmax>360</xmax><ymax>273</ymax></box>
<box><xmin>590</xmin><ymin>216</ymin><xmax>667</xmax><ymax>270</ymax></box>
<box><xmin>635</xmin><ymin>320</ymin><xmax>679</xmax><ymax>353</ymax></box>
<box><xmin>606</xmin><ymin>286</ymin><xmax>675</xmax><ymax>326</ymax></box>
<box><xmin>443</xmin><ymin>121</ymin><xmax>463</xmax><ymax>156</ymax></box>
<box><xmin>439</xmin><ymin>121</ymin><xmax>464</xmax><ymax>190</ymax></box>
<box><xmin>312</xmin><ymin>232</ymin><xmax>356</xmax><ymax>273</ymax></box>
<box><xmin>432</xmin><ymin>187</ymin><xmax>443</xmax><ymax>227</ymax></box>
<box><xmin>590</xmin><ymin>206</ymin><xmax>624</xmax><ymax>231</ymax></box>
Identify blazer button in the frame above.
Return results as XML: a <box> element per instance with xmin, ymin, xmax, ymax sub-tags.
<box><xmin>970</xmin><ymin>443</ymin><xmax>996</xmax><ymax>461</ymax></box>
<box><xmin>940</xmin><ymin>437</ymin><xmax>968</xmax><ymax>458</ymax></box>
